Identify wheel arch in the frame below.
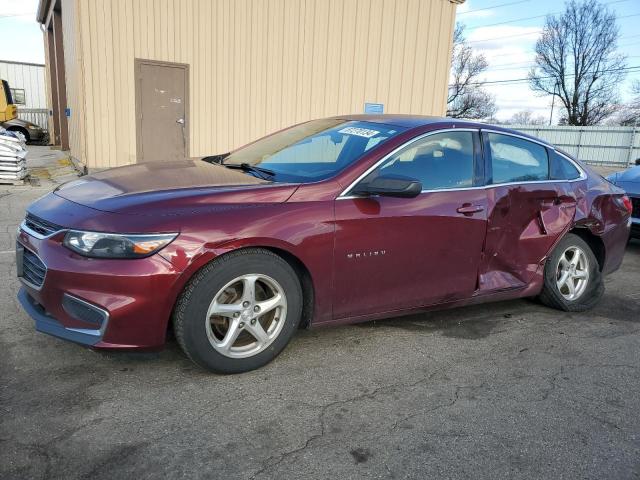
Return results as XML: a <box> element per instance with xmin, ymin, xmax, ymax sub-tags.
<box><xmin>259</xmin><ymin>246</ymin><xmax>315</xmax><ymax>329</ymax></box>
<box><xmin>567</xmin><ymin>225</ymin><xmax>606</xmax><ymax>272</ymax></box>
<box><xmin>170</xmin><ymin>241</ymin><xmax>317</xmax><ymax>331</ymax></box>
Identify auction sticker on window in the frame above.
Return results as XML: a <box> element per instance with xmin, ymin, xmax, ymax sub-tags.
<box><xmin>338</xmin><ymin>127</ymin><xmax>380</xmax><ymax>138</ymax></box>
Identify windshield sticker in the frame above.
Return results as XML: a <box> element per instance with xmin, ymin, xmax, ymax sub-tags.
<box><xmin>338</xmin><ymin>127</ymin><xmax>380</xmax><ymax>138</ymax></box>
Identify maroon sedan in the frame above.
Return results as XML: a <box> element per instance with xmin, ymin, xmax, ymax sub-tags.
<box><xmin>17</xmin><ymin>116</ymin><xmax>632</xmax><ymax>373</ymax></box>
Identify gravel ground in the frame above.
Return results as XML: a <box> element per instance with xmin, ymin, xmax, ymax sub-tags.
<box><xmin>1</xmin><ymin>167</ymin><xmax>639</xmax><ymax>480</ymax></box>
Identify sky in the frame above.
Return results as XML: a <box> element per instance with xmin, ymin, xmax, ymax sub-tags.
<box><xmin>0</xmin><ymin>0</ymin><xmax>42</xmax><ymax>64</ymax></box>
<box><xmin>457</xmin><ymin>0</ymin><xmax>640</xmax><ymax>121</ymax></box>
<box><xmin>0</xmin><ymin>0</ymin><xmax>638</xmax><ymax>121</ymax></box>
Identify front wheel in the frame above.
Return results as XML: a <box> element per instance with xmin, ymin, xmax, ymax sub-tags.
<box><xmin>173</xmin><ymin>249</ymin><xmax>303</xmax><ymax>373</ymax></box>
<box><xmin>539</xmin><ymin>233</ymin><xmax>604</xmax><ymax>312</ymax></box>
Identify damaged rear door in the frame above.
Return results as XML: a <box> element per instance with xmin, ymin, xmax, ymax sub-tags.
<box><xmin>479</xmin><ymin>131</ymin><xmax>577</xmax><ymax>292</ymax></box>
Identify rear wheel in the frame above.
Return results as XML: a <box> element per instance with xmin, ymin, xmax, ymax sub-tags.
<box><xmin>539</xmin><ymin>233</ymin><xmax>603</xmax><ymax>312</ymax></box>
<box><xmin>173</xmin><ymin>249</ymin><xmax>303</xmax><ymax>373</ymax></box>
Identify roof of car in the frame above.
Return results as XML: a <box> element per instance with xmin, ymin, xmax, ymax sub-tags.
<box><xmin>333</xmin><ymin>114</ymin><xmax>458</xmax><ymax>128</ymax></box>
<box><xmin>331</xmin><ymin>114</ymin><xmax>554</xmax><ymax>148</ymax></box>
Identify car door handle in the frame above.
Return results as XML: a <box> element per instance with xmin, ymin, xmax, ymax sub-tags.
<box><xmin>457</xmin><ymin>204</ymin><xmax>484</xmax><ymax>216</ymax></box>
<box><xmin>176</xmin><ymin>118</ymin><xmax>185</xmax><ymax>125</ymax></box>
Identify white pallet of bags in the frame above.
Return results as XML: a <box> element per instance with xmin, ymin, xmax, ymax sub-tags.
<box><xmin>0</xmin><ymin>160</ymin><xmax>26</xmax><ymax>172</ymax></box>
<box><xmin>0</xmin><ymin>129</ymin><xmax>29</xmax><ymax>182</ymax></box>
<box><xmin>0</xmin><ymin>153</ymin><xmax>26</xmax><ymax>162</ymax></box>
<box><xmin>0</xmin><ymin>173</ymin><xmax>27</xmax><ymax>181</ymax></box>
<box><xmin>0</xmin><ymin>169</ymin><xmax>27</xmax><ymax>180</ymax></box>
<box><xmin>0</xmin><ymin>144</ymin><xmax>27</xmax><ymax>157</ymax></box>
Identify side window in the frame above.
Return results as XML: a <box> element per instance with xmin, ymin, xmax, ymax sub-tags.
<box><xmin>365</xmin><ymin>131</ymin><xmax>475</xmax><ymax>191</ymax></box>
<box><xmin>10</xmin><ymin>88</ymin><xmax>26</xmax><ymax>105</ymax></box>
<box><xmin>488</xmin><ymin>133</ymin><xmax>549</xmax><ymax>184</ymax></box>
<box><xmin>550</xmin><ymin>152</ymin><xmax>581</xmax><ymax>180</ymax></box>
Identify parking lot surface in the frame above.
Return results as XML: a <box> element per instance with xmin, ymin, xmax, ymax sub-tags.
<box><xmin>1</xmin><ymin>183</ymin><xmax>639</xmax><ymax>480</ymax></box>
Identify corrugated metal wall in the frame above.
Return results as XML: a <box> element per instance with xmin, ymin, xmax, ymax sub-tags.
<box><xmin>61</xmin><ymin>0</ymin><xmax>85</xmax><ymax>163</ymax></box>
<box><xmin>62</xmin><ymin>0</ymin><xmax>457</xmax><ymax>168</ymax></box>
<box><xmin>513</xmin><ymin>125</ymin><xmax>640</xmax><ymax>167</ymax></box>
<box><xmin>0</xmin><ymin>61</ymin><xmax>47</xmax><ymax>109</ymax></box>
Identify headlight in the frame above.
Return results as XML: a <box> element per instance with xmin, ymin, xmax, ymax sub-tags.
<box><xmin>63</xmin><ymin>230</ymin><xmax>177</xmax><ymax>258</ymax></box>
<box><xmin>27</xmin><ymin>125</ymin><xmax>40</xmax><ymax>130</ymax></box>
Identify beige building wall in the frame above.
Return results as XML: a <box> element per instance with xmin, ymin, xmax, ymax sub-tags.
<box><xmin>61</xmin><ymin>0</ymin><xmax>458</xmax><ymax>169</ymax></box>
<box><xmin>60</xmin><ymin>0</ymin><xmax>85</xmax><ymax>164</ymax></box>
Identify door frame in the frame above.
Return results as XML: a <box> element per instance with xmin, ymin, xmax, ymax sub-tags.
<box><xmin>134</xmin><ymin>58</ymin><xmax>190</xmax><ymax>162</ymax></box>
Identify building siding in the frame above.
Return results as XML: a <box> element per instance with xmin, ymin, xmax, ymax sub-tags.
<box><xmin>61</xmin><ymin>0</ymin><xmax>86</xmax><ymax>164</ymax></box>
<box><xmin>0</xmin><ymin>60</ymin><xmax>47</xmax><ymax>109</ymax></box>
<box><xmin>64</xmin><ymin>0</ymin><xmax>457</xmax><ymax>168</ymax></box>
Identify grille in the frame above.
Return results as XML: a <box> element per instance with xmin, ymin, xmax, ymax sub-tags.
<box><xmin>62</xmin><ymin>295</ymin><xmax>107</xmax><ymax>327</ymax></box>
<box><xmin>631</xmin><ymin>197</ymin><xmax>640</xmax><ymax>219</ymax></box>
<box><xmin>24</xmin><ymin>213</ymin><xmax>63</xmax><ymax>237</ymax></box>
<box><xmin>22</xmin><ymin>247</ymin><xmax>47</xmax><ymax>288</ymax></box>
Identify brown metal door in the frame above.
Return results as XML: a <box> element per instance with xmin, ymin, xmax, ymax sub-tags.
<box><xmin>135</xmin><ymin>60</ymin><xmax>188</xmax><ymax>162</ymax></box>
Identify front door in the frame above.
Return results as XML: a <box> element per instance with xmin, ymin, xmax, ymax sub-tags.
<box><xmin>135</xmin><ymin>59</ymin><xmax>188</xmax><ymax>162</ymax></box>
<box><xmin>333</xmin><ymin>129</ymin><xmax>488</xmax><ymax>319</ymax></box>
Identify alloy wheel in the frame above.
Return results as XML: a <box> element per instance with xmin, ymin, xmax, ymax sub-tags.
<box><xmin>205</xmin><ymin>274</ymin><xmax>287</xmax><ymax>358</ymax></box>
<box><xmin>556</xmin><ymin>246</ymin><xmax>590</xmax><ymax>301</ymax></box>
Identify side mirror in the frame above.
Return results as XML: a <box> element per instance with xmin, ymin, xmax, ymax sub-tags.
<box><xmin>353</xmin><ymin>174</ymin><xmax>422</xmax><ymax>198</ymax></box>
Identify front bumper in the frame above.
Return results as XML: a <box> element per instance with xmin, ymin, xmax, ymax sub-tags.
<box><xmin>18</xmin><ymin>288</ymin><xmax>105</xmax><ymax>346</ymax></box>
<box><xmin>16</xmin><ymin>226</ymin><xmax>183</xmax><ymax>350</ymax></box>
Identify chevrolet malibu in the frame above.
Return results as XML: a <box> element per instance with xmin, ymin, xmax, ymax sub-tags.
<box><xmin>16</xmin><ymin>116</ymin><xmax>632</xmax><ymax>373</ymax></box>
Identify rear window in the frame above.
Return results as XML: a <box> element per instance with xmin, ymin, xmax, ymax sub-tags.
<box><xmin>550</xmin><ymin>152</ymin><xmax>581</xmax><ymax>180</ymax></box>
<box><xmin>488</xmin><ymin>133</ymin><xmax>549</xmax><ymax>184</ymax></box>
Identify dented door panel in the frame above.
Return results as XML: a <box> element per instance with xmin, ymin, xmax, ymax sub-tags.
<box><xmin>479</xmin><ymin>182</ymin><xmax>577</xmax><ymax>292</ymax></box>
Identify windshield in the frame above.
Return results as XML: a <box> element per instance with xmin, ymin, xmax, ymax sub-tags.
<box><xmin>223</xmin><ymin>119</ymin><xmax>406</xmax><ymax>183</ymax></box>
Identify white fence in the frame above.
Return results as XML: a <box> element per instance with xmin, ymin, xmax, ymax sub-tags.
<box><xmin>16</xmin><ymin>108</ymin><xmax>49</xmax><ymax>131</ymax></box>
<box><xmin>511</xmin><ymin>126</ymin><xmax>640</xmax><ymax>167</ymax></box>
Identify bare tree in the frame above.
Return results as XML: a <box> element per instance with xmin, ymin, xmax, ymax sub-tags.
<box><xmin>447</xmin><ymin>23</ymin><xmax>497</xmax><ymax>120</ymax></box>
<box><xmin>508</xmin><ymin>110</ymin><xmax>547</xmax><ymax>125</ymax></box>
<box><xmin>615</xmin><ymin>81</ymin><xmax>640</xmax><ymax>126</ymax></box>
<box><xmin>528</xmin><ymin>0</ymin><xmax>626</xmax><ymax>126</ymax></box>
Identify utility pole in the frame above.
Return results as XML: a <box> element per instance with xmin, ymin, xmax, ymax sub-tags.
<box><xmin>549</xmin><ymin>82</ymin><xmax>557</xmax><ymax>126</ymax></box>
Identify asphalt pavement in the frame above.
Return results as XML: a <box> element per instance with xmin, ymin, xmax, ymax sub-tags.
<box><xmin>1</xmin><ymin>165</ymin><xmax>639</xmax><ymax>480</ymax></box>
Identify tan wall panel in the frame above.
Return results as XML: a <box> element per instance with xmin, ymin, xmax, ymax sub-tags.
<box><xmin>60</xmin><ymin>0</ymin><xmax>85</xmax><ymax>162</ymax></box>
<box><xmin>67</xmin><ymin>0</ymin><xmax>458</xmax><ymax>169</ymax></box>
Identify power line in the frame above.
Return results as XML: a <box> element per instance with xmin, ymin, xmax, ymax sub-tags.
<box><xmin>468</xmin><ymin>30</ymin><xmax>541</xmax><ymax>43</ymax></box>
<box><xmin>469</xmin><ymin>30</ymin><xmax>640</xmax><ymax>45</ymax></box>
<box><xmin>0</xmin><ymin>12</ymin><xmax>35</xmax><ymax>19</ymax></box>
<box><xmin>465</xmin><ymin>0</ymin><xmax>630</xmax><ymax>31</ymax></box>
<box><xmin>458</xmin><ymin>0</ymin><xmax>532</xmax><ymax>15</ymax></box>
<box><xmin>450</xmin><ymin>65</ymin><xmax>640</xmax><ymax>87</ymax></box>
<box><xmin>467</xmin><ymin>13</ymin><xmax>548</xmax><ymax>30</ymax></box>
<box><xmin>485</xmin><ymin>55</ymin><xmax>640</xmax><ymax>72</ymax></box>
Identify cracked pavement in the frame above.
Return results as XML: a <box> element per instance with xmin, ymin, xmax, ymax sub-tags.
<box><xmin>1</xmin><ymin>182</ymin><xmax>640</xmax><ymax>480</ymax></box>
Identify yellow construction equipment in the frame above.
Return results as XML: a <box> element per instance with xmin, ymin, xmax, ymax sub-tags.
<box><xmin>0</xmin><ymin>79</ymin><xmax>17</xmax><ymax>122</ymax></box>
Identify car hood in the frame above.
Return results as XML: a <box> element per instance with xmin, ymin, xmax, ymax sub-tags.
<box><xmin>54</xmin><ymin>159</ymin><xmax>299</xmax><ymax>214</ymax></box>
<box><xmin>2</xmin><ymin>118</ymin><xmax>40</xmax><ymax>129</ymax></box>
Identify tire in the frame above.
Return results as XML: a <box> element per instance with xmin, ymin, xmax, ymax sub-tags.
<box><xmin>173</xmin><ymin>248</ymin><xmax>303</xmax><ymax>374</ymax></box>
<box><xmin>539</xmin><ymin>233</ymin><xmax>604</xmax><ymax>312</ymax></box>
